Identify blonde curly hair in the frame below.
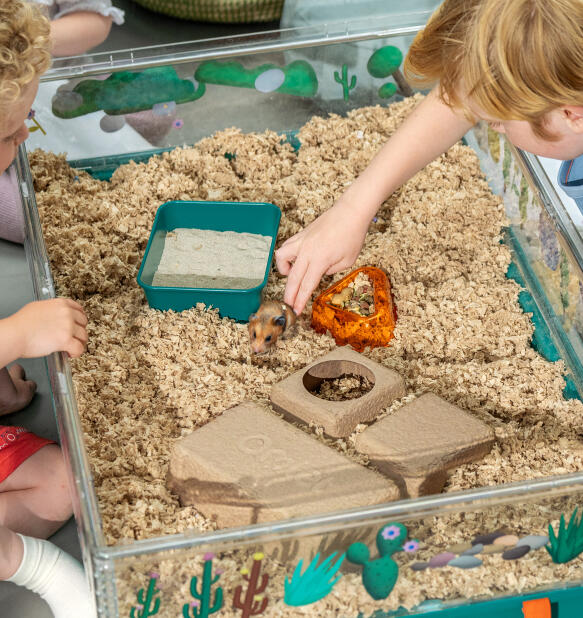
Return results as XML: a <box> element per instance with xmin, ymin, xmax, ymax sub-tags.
<box><xmin>404</xmin><ymin>0</ymin><xmax>583</xmax><ymax>140</ymax></box>
<box><xmin>0</xmin><ymin>0</ymin><xmax>51</xmax><ymax>106</ymax></box>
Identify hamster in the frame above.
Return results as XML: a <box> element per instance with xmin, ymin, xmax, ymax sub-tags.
<box><xmin>248</xmin><ymin>300</ymin><xmax>297</xmax><ymax>354</ymax></box>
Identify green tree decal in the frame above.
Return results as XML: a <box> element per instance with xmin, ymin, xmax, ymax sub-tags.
<box><xmin>367</xmin><ymin>46</ymin><xmax>412</xmax><ymax>98</ymax></box>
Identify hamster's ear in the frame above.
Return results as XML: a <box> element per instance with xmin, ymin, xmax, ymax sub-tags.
<box><xmin>248</xmin><ymin>313</ymin><xmax>257</xmax><ymax>322</ymax></box>
<box><xmin>273</xmin><ymin>315</ymin><xmax>286</xmax><ymax>328</ymax></box>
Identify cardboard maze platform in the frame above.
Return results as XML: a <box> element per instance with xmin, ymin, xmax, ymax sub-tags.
<box><xmin>167</xmin><ymin>347</ymin><xmax>496</xmax><ymax>526</ymax></box>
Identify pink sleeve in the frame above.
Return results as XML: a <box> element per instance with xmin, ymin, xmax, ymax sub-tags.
<box><xmin>0</xmin><ymin>166</ymin><xmax>24</xmax><ymax>245</ymax></box>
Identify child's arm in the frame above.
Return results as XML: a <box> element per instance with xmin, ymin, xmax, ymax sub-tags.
<box><xmin>50</xmin><ymin>11</ymin><xmax>112</xmax><ymax>56</ymax></box>
<box><xmin>0</xmin><ymin>298</ymin><xmax>87</xmax><ymax>415</ymax></box>
<box><xmin>0</xmin><ymin>365</ymin><xmax>36</xmax><ymax>416</ymax></box>
<box><xmin>0</xmin><ymin>298</ymin><xmax>88</xmax><ymax>368</ymax></box>
<box><xmin>276</xmin><ymin>87</ymin><xmax>475</xmax><ymax>315</ymax></box>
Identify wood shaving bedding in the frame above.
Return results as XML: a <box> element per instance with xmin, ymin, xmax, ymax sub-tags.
<box><xmin>30</xmin><ymin>95</ymin><xmax>583</xmax><ymax>614</ymax></box>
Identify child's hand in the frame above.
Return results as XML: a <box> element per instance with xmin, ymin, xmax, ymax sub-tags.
<box><xmin>0</xmin><ymin>365</ymin><xmax>36</xmax><ymax>416</ymax></box>
<box><xmin>8</xmin><ymin>299</ymin><xmax>88</xmax><ymax>360</ymax></box>
<box><xmin>275</xmin><ymin>201</ymin><xmax>370</xmax><ymax>315</ymax></box>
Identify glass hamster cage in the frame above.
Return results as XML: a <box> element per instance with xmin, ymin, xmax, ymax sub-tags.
<box><xmin>14</xmin><ymin>7</ymin><xmax>583</xmax><ymax>617</ymax></box>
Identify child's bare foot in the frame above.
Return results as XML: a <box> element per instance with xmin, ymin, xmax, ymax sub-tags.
<box><xmin>0</xmin><ymin>365</ymin><xmax>36</xmax><ymax>416</ymax></box>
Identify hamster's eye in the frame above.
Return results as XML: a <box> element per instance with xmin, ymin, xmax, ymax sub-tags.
<box><xmin>265</xmin><ymin>335</ymin><xmax>272</xmax><ymax>342</ymax></box>
<box><xmin>252</xmin><ymin>330</ymin><xmax>256</xmax><ymax>340</ymax></box>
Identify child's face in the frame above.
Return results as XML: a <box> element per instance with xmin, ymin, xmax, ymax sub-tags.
<box><xmin>0</xmin><ymin>78</ymin><xmax>39</xmax><ymax>175</ymax></box>
<box><xmin>477</xmin><ymin>107</ymin><xmax>583</xmax><ymax>161</ymax></box>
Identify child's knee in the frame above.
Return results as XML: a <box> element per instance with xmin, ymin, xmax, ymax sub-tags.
<box><xmin>34</xmin><ymin>445</ymin><xmax>74</xmax><ymax>520</ymax></box>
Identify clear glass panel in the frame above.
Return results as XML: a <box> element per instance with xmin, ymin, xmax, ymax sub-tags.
<box><xmin>28</xmin><ymin>18</ymin><xmax>426</xmax><ymax>160</ymax></box>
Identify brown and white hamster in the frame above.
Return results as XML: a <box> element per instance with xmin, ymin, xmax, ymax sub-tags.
<box><xmin>248</xmin><ymin>300</ymin><xmax>297</xmax><ymax>354</ymax></box>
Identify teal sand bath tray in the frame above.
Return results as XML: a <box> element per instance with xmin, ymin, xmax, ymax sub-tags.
<box><xmin>137</xmin><ymin>200</ymin><xmax>281</xmax><ymax>320</ymax></box>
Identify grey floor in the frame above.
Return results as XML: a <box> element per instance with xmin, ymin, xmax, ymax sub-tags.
<box><xmin>0</xmin><ymin>3</ymin><xmax>279</xmax><ymax>616</ymax></box>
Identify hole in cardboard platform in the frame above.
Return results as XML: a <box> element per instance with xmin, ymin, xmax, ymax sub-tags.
<box><xmin>303</xmin><ymin>360</ymin><xmax>375</xmax><ymax>401</ymax></box>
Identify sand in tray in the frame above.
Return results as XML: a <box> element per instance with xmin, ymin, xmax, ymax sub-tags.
<box><xmin>152</xmin><ymin>228</ymin><xmax>272</xmax><ymax>289</ymax></box>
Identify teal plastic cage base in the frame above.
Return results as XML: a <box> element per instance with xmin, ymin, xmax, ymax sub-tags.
<box><xmin>368</xmin><ymin>583</ymin><xmax>581</xmax><ymax>617</ymax></box>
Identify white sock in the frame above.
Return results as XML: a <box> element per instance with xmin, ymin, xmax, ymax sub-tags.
<box><xmin>7</xmin><ymin>533</ymin><xmax>96</xmax><ymax>618</ymax></box>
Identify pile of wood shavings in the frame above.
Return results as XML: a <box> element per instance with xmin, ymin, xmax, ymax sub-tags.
<box><xmin>312</xmin><ymin>374</ymin><xmax>374</xmax><ymax>400</ymax></box>
<box><xmin>30</xmin><ymin>95</ymin><xmax>583</xmax><ymax>613</ymax></box>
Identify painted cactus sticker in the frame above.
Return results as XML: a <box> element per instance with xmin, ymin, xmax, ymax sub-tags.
<box><xmin>347</xmin><ymin>522</ymin><xmax>408</xmax><ymax>600</ymax></box>
<box><xmin>52</xmin><ymin>66</ymin><xmax>205</xmax><ymax>119</ymax></box>
<box><xmin>233</xmin><ymin>552</ymin><xmax>269</xmax><ymax>617</ymax></box>
<box><xmin>194</xmin><ymin>60</ymin><xmax>318</xmax><ymax>97</ymax></box>
<box><xmin>183</xmin><ymin>553</ymin><xmax>223</xmax><ymax>618</ymax></box>
<box><xmin>130</xmin><ymin>574</ymin><xmax>161</xmax><ymax>617</ymax></box>
<box><xmin>334</xmin><ymin>64</ymin><xmax>357</xmax><ymax>101</ymax></box>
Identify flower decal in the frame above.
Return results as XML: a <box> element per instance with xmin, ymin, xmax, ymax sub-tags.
<box><xmin>402</xmin><ymin>539</ymin><xmax>420</xmax><ymax>553</ymax></box>
<box><xmin>27</xmin><ymin>108</ymin><xmax>46</xmax><ymax>135</ymax></box>
<box><xmin>381</xmin><ymin>524</ymin><xmax>401</xmax><ymax>540</ymax></box>
<box><xmin>172</xmin><ymin>118</ymin><xmax>184</xmax><ymax>129</ymax></box>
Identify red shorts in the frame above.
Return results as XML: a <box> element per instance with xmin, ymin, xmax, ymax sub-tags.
<box><xmin>0</xmin><ymin>426</ymin><xmax>55</xmax><ymax>484</ymax></box>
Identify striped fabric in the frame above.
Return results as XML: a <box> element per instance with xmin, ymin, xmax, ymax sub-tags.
<box><xmin>133</xmin><ymin>0</ymin><xmax>284</xmax><ymax>23</ymax></box>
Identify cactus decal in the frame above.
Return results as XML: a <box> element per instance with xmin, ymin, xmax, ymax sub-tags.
<box><xmin>334</xmin><ymin>64</ymin><xmax>357</xmax><ymax>101</ymax></box>
<box><xmin>233</xmin><ymin>552</ymin><xmax>269</xmax><ymax>617</ymax></box>
<box><xmin>130</xmin><ymin>574</ymin><xmax>161</xmax><ymax>617</ymax></box>
<box><xmin>284</xmin><ymin>551</ymin><xmax>345</xmax><ymax>606</ymax></box>
<box><xmin>52</xmin><ymin>67</ymin><xmax>205</xmax><ymax>119</ymax></box>
<box><xmin>194</xmin><ymin>60</ymin><xmax>318</xmax><ymax>97</ymax></box>
<box><xmin>347</xmin><ymin>522</ymin><xmax>408</xmax><ymax>600</ymax></box>
<box><xmin>183</xmin><ymin>553</ymin><xmax>223</xmax><ymax>618</ymax></box>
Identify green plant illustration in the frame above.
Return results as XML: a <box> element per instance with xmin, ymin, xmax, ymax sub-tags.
<box><xmin>519</xmin><ymin>174</ymin><xmax>529</xmax><ymax>225</ymax></box>
<box><xmin>347</xmin><ymin>522</ymin><xmax>407</xmax><ymax>600</ymax></box>
<box><xmin>233</xmin><ymin>552</ymin><xmax>269</xmax><ymax>617</ymax></box>
<box><xmin>130</xmin><ymin>575</ymin><xmax>161</xmax><ymax>617</ymax></box>
<box><xmin>487</xmin><ymin>127</ymin><xmax>501</xmax><ymax>163</ymax></box>
<box><xmin>560</xmin><ymin>249</ymin><xmax>571</xmax><ymax>311</ymax></box>
<box><xmin>378</xmin><ymin>82</ymin><xmax>397</xmax><ymax>99</ymax></box>
<box><xmin>334</xmin><ymin>64</ymin><xmax>357</xmax><ymax>101</ymax></box>
<box><xmin>284</xmin><ymin>551</ymin><xmax>345</xmax><ymax>606</ymax></box>
<box><xmin>367</xmin><ymin>46</ymin><xmax>403</xmax><ymax>78</ymax></box>
<box><xmin>194</xmin><ymin>60</ymin><xmax>318</xmax><ymax>97</ymax></box>
<box><xmin>502</xmin><ymin>141</ymin><xmax>512</xmax><ymax>190</ymax></box>
<box><xmin>183</xmin><ymin>553</ymin><xmax>223</xmax><ymax>617</ymax></box>
<box><xmin>52</xmin><ymin>66</ymin><xmax>205</xmax><ymax>119</ymax></box>
<box><xmin>366</xmin><ymin>45</ymin><xmax>412</xmax><ymax>97</ymax></box>
<box><xmin>546</xmin><ymin>507</ymin><xmax>583</xmax><ymax>563</ymax></box>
